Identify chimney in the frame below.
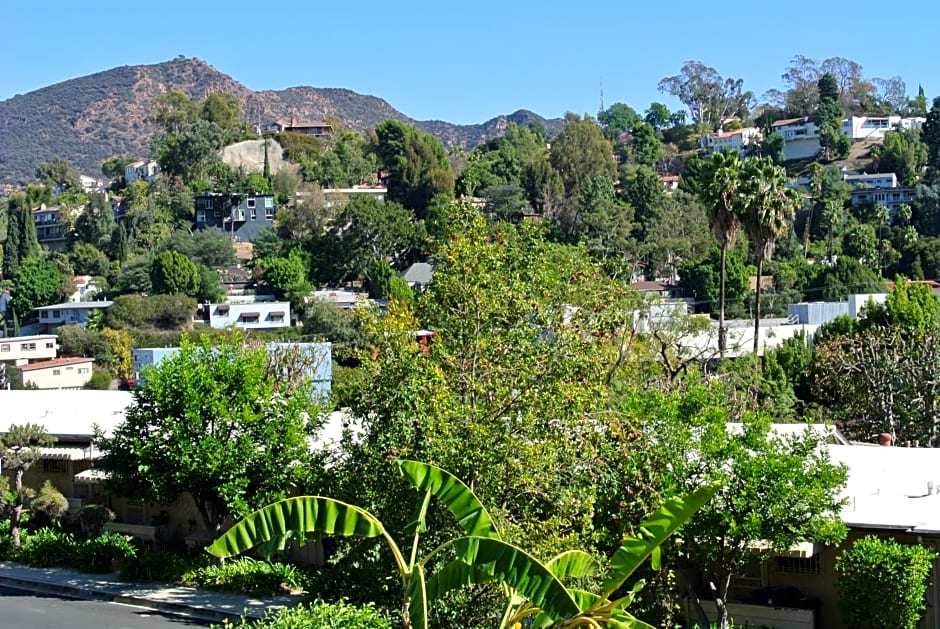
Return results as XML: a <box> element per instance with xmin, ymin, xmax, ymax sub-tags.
<box><xmin>878</xmin><ymin>432</ymin><xmax>893</xmax><ymax>447</ymax></box>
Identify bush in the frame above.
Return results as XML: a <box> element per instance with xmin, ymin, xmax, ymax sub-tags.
<box><xmin>215</xmin><ymin>599</ymin><xmax>393</xmax><ymax>629</ymax></box>
<box><xmin>20</xmin><ymin>528</ymin><xmax>78</xmax><ymax>567</ymax></box>
<box><xmin>836</xmin><ymin>535</ymin><xmax>936</xmax><ymax>629</ymax></box>
<box><xmin>74</xmin><ymin>531</ymin><xmax>138</xmax><ymax>573</ymax></box>
<box><xmin>184</xmin><ymin>557</ymin><xmax>309</xmax><ymax>596</ymax></box>
<box><xmin>120</xmin><ymin>548</ymin><xmax>209</xmax><ymax>583</ymax></box>
<box><xmin>86</xmin><ymin>367</ymin><xmax>113</xmax><ymax>390</ymax></box>
<box><xmin>29</xmin><ymin>481</ymin><xmax>70</xmax><ymax>527</ymax></box>
<box><xmin>106</xmin><ymin>294</ymin><xmax>196</xmax><ymax>330</ymax></box>
<box><xmin>77</xmin><ymin>504</ymin><xmax>115</xmax><ymax>536</ymax></box>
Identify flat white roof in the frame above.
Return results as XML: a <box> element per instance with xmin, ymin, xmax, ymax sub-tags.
<box><xmin>0</xmin><ymin>334</ymin><xmax>58</xmax><ymax>342</ymax></box>
<box><xmin>35</xmin><ymin>301</ymin><xmax>113</xmax><ymax>311</ymax></box>
<box><xmin>0</xmin><ymin>390</ymin><xmax>133</xmax><ymax>438</ymax></box>
<box><xmin>827</xmin><ymin>444</ymin><xmax>940</xmax><ymax>534</ymax></box>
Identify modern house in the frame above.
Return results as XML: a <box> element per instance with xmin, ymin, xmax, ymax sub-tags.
<box><xmin>850</xmin><ymin>185</ymin><xmax>917</xmax><ymax>217</ymax></box>
<box><xmin>32</xmin><ymin>204</ymin><xmax>71</xmax><ymax>251</ymax></box>
<box><xmin>124</xmin><ymin>159</ymin><xmax>159</xmax><ymax>184</ymax></box>
<box><xmin>204</xmin><ymin>300</ymin><xmax>291</xmax><ymax>330</ymax></box>
<box><xmin>18</xmin><ymin>356</ymin><xmax>94</xmax><ymax>389</ymax></box>
<box><xmin>842</xmin><ymin>115</ymin><xmax>926</xmax><ymax>140</ymax></box>
<box><xmin>67</xmin><ymin>275</ymin><xmax>100</xmax><ymax>302</ymax></box>
<box><xmin>771</xmin><ymin>117</ymin><xmax>821</xmax><ymax>161</ymax></box>
<box><xmin>34</xmin><ymin>301</ymin><xmax>113</xmax><ymax>333</ymax></box>
<box><xmin>699</xmin><ymin>127</ymin><xmax>762</xmax><ymax>156</ymax></box>
<box><xmin>194</xmin><ymin>193</ymin><xmax>277</xmax><ymax>242</ymax></box>
<box><xmin>0</xmin><ymin>334</ymin><xmax>58</xmax><ymax>367</ymax></box>
<box><xmin>266</xmin><ymin>119</ymin><xmax>334</xmax><ymax>139</ymax></box>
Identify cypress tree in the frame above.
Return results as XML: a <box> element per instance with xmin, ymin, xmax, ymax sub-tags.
<box><xmin>3</xmin><ymin>195</ymin><xmax>23</xmax><ymax>279</ymax></box>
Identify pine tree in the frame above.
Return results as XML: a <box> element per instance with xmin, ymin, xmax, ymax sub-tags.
<box><xmin>3</xmin><ymin>195</ymin><xmax>23</xmax><ymax>279</ymax></box>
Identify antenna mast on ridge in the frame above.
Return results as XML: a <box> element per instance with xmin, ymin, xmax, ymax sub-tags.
<box><xmin>599</xmin><ymin>76</ymin><xmax>604</xmax><ymax>114</ymax></box>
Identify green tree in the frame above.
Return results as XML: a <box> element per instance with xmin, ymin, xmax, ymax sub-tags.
<box><xmin>908</xmin><ymin>85</ymin><xmax>928</xmax><ymax>117</ymax></box>
<box><xmin>548</xmin><ymin>113</ymin><xmax>617</xmax><ymax>195</ymax></box>
<box><xmin>597</xmin><ymin>102</ymin><xmax>642</xmax><ymax>139</ymax></box>
<box><xmin>68</xmin><ymin>242</ymin><xmax>110</xmax><ymax>277</ymax></box>
<box><xmin>73</xmin><ymin>193</ymin><xmax>116</xmax><ymax>250</ymax></box>
<box><xmin>687</xmin><ymin>149</ymin><xmax>744</xmax><ymax>354</ymax></box>
<box><xmin>159</xmin><ymin>228</ymin><xmax>236</xmax><ymax>268</ymax></box>
<box><xmin>805</xmin><ymin>256</ymin><xmax>884</xmax><ymax>301</ymax></box>
<box><xmin>35</xmin><ymin>157</ymin><xmax>81</xmax><ymax>193</ymax></box>
<box><xmin>98</xmin><ymin>333</ymin><xmax>322</xmax><ymax>531</ymax></box>
<box><xmin>836</xmin><ymin>536</ymin><xmax>936</xmax><ymax>629</ymax></box>
<box><xmin>679</xmin><ymin>247</ymin><xmax>749</xmax><ymax>316</ymax></box>
<box><xmin>150</xmin><ymin>89</ymin><xmax>199</xmax><ymax>134</ymax></box>
<box><xmin>761</xmin><ymin>131</ymin><xmax>785</xmax><ymax>164</ymax></box>
<box><xmin>630</xmin><ymin>384</ymin><xmax>846</xmax><ymax>629</ymax></box>
<box><xmin>199</xmin><ymin>92</ymin><xmax>242</xmax><ymax>131</ymax></box>
<box><xmin>818</xmin><ymin>73</ymin><xmax>850</xmax><ymax>160</ymax></box>
<box><xmin>922</xmin><ymin>97</ymin><xmax>940</xmax><ymax>182</ymax></box>
<box><xmin>151</xmin><ymin>120</ymin><xmax>225</xmax><ymax>182</ymax></box>
<box><xmin>373</xmin><ymin>120</ymin><xmax>454</xmax><ymax>215</ymax></box>
<box><xmin>110</xmin><ymin>223</ymin><xmax>129</xmax><ymax>264</ymax></box>
<box><xmin>658</xmin><ymin>61</ymin><xmax>753</xmax><ymax>130</ymax></box>
<box><xmin>738</xmin><ymin>157</ymin><xmax>803</xmax><ymax>353</ymax></box>
<box><xmin>874</xmin><ymin>128</ymin><xmax>927</xmax><ymax>185</ymax></box>
<box><xmin>12</xmin><ymin>257</ymin><xmax>65</xmax><ymax>319</ymax></box>
<box><xmin>644</xmin><ymin>102</ymin><xmax>673</xmax><ymax>130</ymax></box>
<box><xmin>0</xmin><ymin>424</ymin><xmax>55</xmax><ymax>546</ymax></box>
<box><xmin>149</xmin><ymin>250</ymin><xmax>200</xmax><ymax>296</ymax></box>
<box><xmin>102</xmin><ymin>156</ymin><xmax>134</xmax><ymax>180</ymax></box>
<box><xmin>258</xmin><ymin>250</ymin><xmax>311</xmax><ymax>303</ymax></box>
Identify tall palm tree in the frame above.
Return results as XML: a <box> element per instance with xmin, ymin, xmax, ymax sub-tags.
<box><xmin>739</xmin><ymin>158</ymin><xmax>803</xmax><ymax>354</ymax></box>
<box><xmin>689</xmin><ymin>150</ymin><xmax>743</xmax><ymax>356</ymax></box>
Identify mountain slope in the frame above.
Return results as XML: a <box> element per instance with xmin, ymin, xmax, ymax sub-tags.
<box><xmin>0</xmin><ymin>57</ymin><xmax>563</xmax><ymax>184</ymax></box>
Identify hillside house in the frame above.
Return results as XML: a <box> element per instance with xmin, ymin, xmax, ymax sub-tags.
<box><xmin>35</xmin><ymin>301</ymin><xmax>113</xmax><ymax>333</ymax></box>
<box><xmin>843</xmin><ymin>171</ymin><xmax>897</xmax><ymax>189</ymax></box>
<box><xmin>124</xmin><ymin>159</ymin><xmax>159</xmax><ymax>184</ymax></box>
<box><xmin>202</xmin><ymin>300</ymin><xmax>291</xmax><ymax>330</ymax></box>
<box><xmin>699</xmin><ymin>127</ymin><xmax>762</xmax><ymax>156</ymax></box>
<box><xmin>266</xmin><ymin>119</ymin><xmax>334</xmax><ymax>139</ymax></box>
<box><xmin>320</xmin><ymin>185</ymin><xmax>388</xmax><ymax>208</ymax></box>
<box><xmin>18</xmin><ymin>356</ymin><xmax>94</xmax><ymax>389</ymax></box>
<box><xmin>772</xmin><ymin>117</ymin><xmax>821</xmax><ymax>161</ymax></box>
<box><xmin>0</xmin><ymin>334</ymin><xmax>58</xmax><ymax>367</ymax></box>
<box><xmin>842</xmin><ymin>115</ymin><xmax>926</xmax><ymax>140</ymax></box>
<box><xmin>194</xmin><ymin>193</ymin><xmax>276</xmax><ymax>242</ymax></box>
<box><xmin>31</xmin><ymin>204</ymin><xmax>71</xmax><ymax>251</ymax></box>
<box><xmin>659</xmin><ymin>175</ymin><xmax>680</xmax><ymax>193</ymax></box>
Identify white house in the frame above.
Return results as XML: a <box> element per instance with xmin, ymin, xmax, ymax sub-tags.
<box><xmin>18</xmin><ymin>356</ymin><xmax>95</xmax><ymax>389</ymax></box>
<box><xmin>35</xmin><ymin>301</ymin><xmax>113</xmax><ymax>333</ymax></box>
<box><xmin>0</xmin><ymin>335</ymin><xmax>59</xmax><ymax>367</ymax></box>
<box><xmin>841</xmin><ymin>116</ymin><xmax>926</xmax><ymax>140</ymax></box>
<box><xmin>67</xmin><ymin>276</ymin><xmax>100</xmax><ymax>303</ymax></box>
<box><xmin>699</xmin><ymin>127</ymin><xmax>762</xmax><ymax>156</ymax></box>
<box><xmin>124</xmin><ymin>159</ymin><xmax>159</xmax><ymax>184</ymax></box>
<box><xmin>207</xmin><ymin>301</ymin><xmax>291</xmax><ymax>330</ymax></box>
<box><xmin>32</xmin><ymin>204</ymin><xmax>71</xmax><ymax>252</ymax></box>
<box><xmin>771</xmin><ymin>117</ymin><xmax>820</xmax><ymax>161</ymax></box>
<box><xmin>842</xmin><ymin>172</ymin><xmax>897</xmax><ymax>189</ymax></box>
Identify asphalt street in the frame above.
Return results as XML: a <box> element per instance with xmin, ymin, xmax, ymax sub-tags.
<box><xmin>0</xmin><ymin>585</ymin><xmax>212</xmax><ymax>629</ymax></box>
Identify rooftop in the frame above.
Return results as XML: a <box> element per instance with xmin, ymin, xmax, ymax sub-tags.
<box><xmin>0</xmin><ymin>390</ymin><xmax>133</xmax><ymax>438</ymax></box>
<box><xmin>35</xmin><ymin>301</ymin><xmax>113</xmax><ymax>311</ymax></box>
<box><xmin>18</xmin><ymin>356</ymin><xmax>94</xmax><ymax>372</ymax></box>
<box><xmin>0</xmin><ymin>334</ymin><xmax>58</xmax><ymax>342</ymax></box>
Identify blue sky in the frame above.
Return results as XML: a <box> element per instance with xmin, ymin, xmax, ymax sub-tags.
<box><xmin>2</xmin><ymin>1</ymin><xmax>937</xmax><ymax>125</ymax></box>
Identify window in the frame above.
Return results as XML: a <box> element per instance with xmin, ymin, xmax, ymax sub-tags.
<box><xmin>214</xmin><ymin>210</ymin><xmax>222</xmax><ymax>217</ymax></box>
<box><xmin>78</xmin><ymin>367</ymin><xmax>89</xmax><ymax>374</ymax></box>
<box><xmin>247</xmin><ymin>198</ymin><xmax>256</xmax><ymax>209</ymax></box>
<box><xmin>43</xmin><ymin>459</ymin><xmax>67</xmax><ymax>474</ymax></box>
<box><xmin>196</xmin><ymin>210</ymin><xmax>206</xmax><ymax>223</ymax></box>
<box><xmin>20</xmin><ymin>343</ymin><xmax>36</xmax><ymax>351</ymax></box>
<box><xmin>40</xmin><ymin>311</ymin><xmax>48</xmax><ymax>319</ymax></box>
<box><xmin>45</xmin><ymin>342</ymin><xmax>54</xmax><ymax>349</ymax></box>
<box><xmin>250</xmin><ymin>209</ymin><xmax>257</xmax><ymax>220</ymax></box>
<box><xmin>66</xmin><ymin>366</ymin><xmax>74</xmax><ymax>370</ymax></box>
<box><xmin>0</xmin><ymin>344</ymin><xmax>9</xmax><ymax>352</ymax></box>
<box><xmin>265</xmin><ymin>204</ymin><xmax>275</xmax><ymax>219</ymax></box>
<box><xmin>205</xmin><ymin>199</ymin><xmax>214</xmax><ymax>210</ymax></box>
<box><xmin>52</xmin><ymin>310</ymin><xmax>60</xmax><ymax>318</ymax></box>
<box><xmin>240</xmin><ymin>312</ymin><xmax>260</xmax><ymax>324</ymax></box>
<box><xmin>775</xmin><ymin>554</ymin><xmax>820</xmax><ymax>575</ymax></box>
<box><xmin>53</xmin><ymin>369</ymin><xmax>61</xmax><ymax>375</ymax></box>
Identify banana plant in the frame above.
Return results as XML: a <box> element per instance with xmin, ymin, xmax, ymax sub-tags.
<box><xmin>206</xmin><ymin>460</ymin><xmax>717</xmax><ymax>629</ymax></box>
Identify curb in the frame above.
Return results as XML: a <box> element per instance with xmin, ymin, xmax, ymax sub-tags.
<box><xmin>0</xmin><ymin>575</ymin><xmax>245</xmax><ymax>624</ymax></box>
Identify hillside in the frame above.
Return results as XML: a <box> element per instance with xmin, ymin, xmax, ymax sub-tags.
<box><xmin>0</xmin><ymin>56</ymin><xmax>563</xmax><ymax>185</ymax></box>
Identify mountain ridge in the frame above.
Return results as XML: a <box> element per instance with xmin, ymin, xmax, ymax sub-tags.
<box><xmin>0</xmin><ymin>57</ymin><xmax>564</xmax><ymax>184</ymax></box>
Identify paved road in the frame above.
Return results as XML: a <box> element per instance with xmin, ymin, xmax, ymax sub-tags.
<box><xmin>0</xmin><ymin>585</ymin><xmax>212</xmax><ymax>629</ymax></box>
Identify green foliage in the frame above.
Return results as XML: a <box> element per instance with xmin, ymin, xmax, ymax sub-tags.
<box><xmin>151</xmin><ymin>120</ymin><xmax>225</xmax><ymax>182</ymax></box>
<box><xmin>112</xmin><ymin>255</ymin><xmax>153</xmax><ymax>295</ymax></box>
<box><xmin>836</xmin><ymin>536</ymin><xmax>936</xmax><ymax>629</ymax></box>
<box><xmin>69</xmin><ymin>242</ymin><xmax>110</xmax><ymax>276</ymax></box>
<box><xmin>74</xmin><ymin>531</ymin><xmax>138</xmax><ymax>573</ymax></box>
<box><xmin>875</xmin><ymin>128</ymin><xmax>927</xmax><ymax>185</ymax></box>
<box><xmin>35</xmin><ymin>157</ymin><xmax>81</xmax><ymax>192</ymax></box>
<box><xmin>2</xmin><ymin>193</ymin><xmax>41</xmax><ymax>279</ymax></box>
<box><xmin>159</xmin><ymin>229</ymin><xmax>237</xmax><ymax>268</ymax></box>
<box><xmin>19</xmin><ymin>528</ymin><xmax>78</xmax><ymax>567</ymax></box>
<box><xmin>806</xmin><ymin>256</ymin><xmax>884</xmax><ymax>301</ymax></box>
<box><xmin>861</xmin><ymin>277</ymin><xmax>940</xmax><ymax>332</ymax></box>
<box><xmin>373</xmin><ymin>119</ymin><xmax>454</xmax><ymax>215</ymax></box>
<box><xmin>102</xmin><ymin>156</ymin><xmax>134</xmax><ymax>179</ymax></box>
<box><xmin>106</xmin><ymin>294</ymin><xmax>196</xmax><ymax>330</ymax></box>
<box><xmin>120</xmin><ymin>547</ymin><xmax>206</xmax><ymax>582</ymax></box>
<box><xmin>150</xmin><ymin>250</ymin><xmax>200</xmax><ymax>297</ymax></box>
<box><xmin>87</xmin><ymin>367</ymin><xmax>113</xmax><ymax>390</ymax></box>
<box><xmin>11</xmin><ymin>256</ymin><xmax>66</xmax><ymax>318</ymax></box>
<box><xmin>258</xmin><ymin>250</ymin><xmax>311</xmax><ymax>302</ymax></box>
<box><xmin>549</xmin><ymin>113</ymin><xmax>617</xmax><ymax>195</ymax></box>
<box><xmin>29</xmin><ymin>481</ymin><xmax>69</xmax><ymax>527</ymax></box>
<box><xmin>679</xmin><ymin>247</ymin><xmax>749</xmax><ymax>314</ymax></box>
<box><xmin>216</xmin><ymin>599</ymin><xmax>393</xmax><ymax>629</ymax></box>
<box><xmin>98</xmin><ymin>332</ymin><xmax>321</xmax><ymax>530</ymax></box>
<box><xmin>77</xmin><ymin>504</ymin><xmax>115</xmax><ymax>537</ymax></box>
<box><xmin>184</xmin><ymin>557</ymin><xmax>308</xmax><ymax>596</ymax></box>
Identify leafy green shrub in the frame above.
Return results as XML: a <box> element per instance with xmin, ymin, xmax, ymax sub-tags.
<box><xmin>74</xmin><ymin>531</ymin><xmax>138</xmax><ymax>573</ymax></box>
<box><xmin>184</xmin><ymin>558</ymin><xmax>309</xmax><ymax>596</ymax></box>
<box><xmin>20</xmin><ymin>528</ymin><xmax>78</xmax><ymax>567</ymax></box>
<box><xmin>836</xmin><ymin>535</ymin><xmax>936</xmax><ymax>629</ymax></box>
<box><xmin>0</xmin><ymin>520</ymin><xmax>16</xmax><ymax>560</ymax></box>
<box><xmin>120</xmin><ymin>548</ymin><xmax>210</xmax><ymax>583</ymax></box>
<box><xmin>28</xmin><ymin>481</ymin><xmax>70</xmax><ymax>527</ymax></box>
<box><xmin>86</xmin><ymin>367</ymin><xmax>113</xmax><ymax>390</ymax></box>
<box><xmin>214</xmin><ymin>599</ymin><xmax>392</xmax><ymax>629</ymax></box>
<box><xmin>77</xmin><ymin>504</ymin><xmax>115</xmax><ymax>536</ymax></box>
<box><xmin>106</xmin><ymin>294</ymin><xmax>196</xmax><ymax>330</ymax></box>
